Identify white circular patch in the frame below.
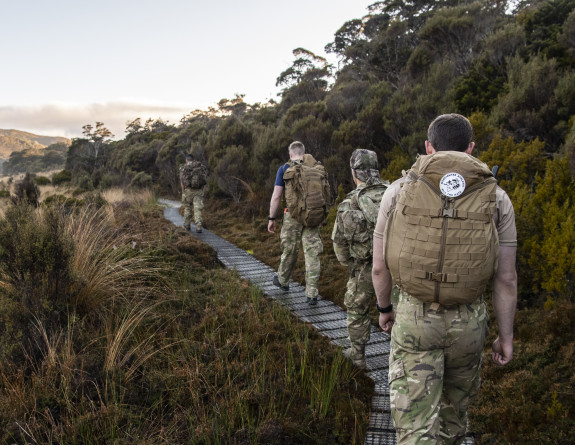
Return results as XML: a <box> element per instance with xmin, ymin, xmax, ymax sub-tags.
<box><xmin>440</xmin><ymin>172</ymin><xmax>466</xmax><ymax>197</ymax></box>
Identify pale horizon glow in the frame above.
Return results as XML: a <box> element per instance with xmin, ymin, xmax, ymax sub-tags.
<box><xmin>0</xmin><ymin>0</ymin><xmax>372</xmax><ymax>140</ymax></box>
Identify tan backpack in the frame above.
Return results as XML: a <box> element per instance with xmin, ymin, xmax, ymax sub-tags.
<box><xmin>385</xmin><ymin>151</ymin><xmax>499</xmax><ymax>306</ymax></box>
<box><xmin>283</xmin><ymin>154</ymin><xmax>331</xmax><ymax>227</ymax></box>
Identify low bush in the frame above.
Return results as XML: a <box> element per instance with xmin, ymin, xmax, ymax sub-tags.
<box><xmin>34</xmin><ymin>175</ymin><xmax>51</xmax><ymax>185</ymax></box>
<box><xmin>51</xmin><ymin>169</ymin><xmax>72</xmax><ymax>186</ymax></box>
<box><xmin>11</xmin><ymin>173</ymin><xmax>40</xmax><ymax>207</ymax></box>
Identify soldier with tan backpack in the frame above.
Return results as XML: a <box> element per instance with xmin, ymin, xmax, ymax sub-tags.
<box><xmin>372</xmin><ymin>114</ymin><xmax>518</xmax><ymax>444</ymax></box>
<box><xmin>267</xmin><ymin>141</ymin><xmax>331</xmax><ymax>305</ymax></box>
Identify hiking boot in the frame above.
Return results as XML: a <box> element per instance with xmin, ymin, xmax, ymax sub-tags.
<box><xmin>273</xmin><ymin>275</ymin><xmax>289</xmax><ymax>291</ymax></box>
<box><xmin>195</xmin><ymin>225</ymin><xmax>203</xmax><ymax>233</ymax></box>
<box><xmin>183</xmin><ymin>224</ymin><xmax>191</xmax><ymax>231</ymax></box>
<box><xmin>343</xmin><ymin>346</ymin><xmax>366</xmax><ymax>370</ymax></box>
<box><xmin>307</xmin><ymin>297</ymin><xmax>318</xmax><ymax>306</ymax></box>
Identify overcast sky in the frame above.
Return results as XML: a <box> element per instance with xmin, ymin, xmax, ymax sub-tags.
<box><xmin>0</xmin><ymin>0</ymin><xmax>372</xmax><ymax>139</ymax></box>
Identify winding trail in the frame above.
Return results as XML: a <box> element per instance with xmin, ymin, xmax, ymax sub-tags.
<box><xmin>160</xmin><ymin>199</ymin><xmax>474</xmax><ymax>445</ymax></box>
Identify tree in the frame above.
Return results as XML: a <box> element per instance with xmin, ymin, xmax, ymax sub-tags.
<box><xmin>276</xmin><ymin>48</ymin><xmax>330</xmax><ymax>109</ymax></box>
<box><xmin>215</xmin><ymin>145</ymin><xmax>253</xmax><ymax>203</ymax></box>
<box><xmin>417</xmin><ymin>1</ymin><xmax>504</xmax><ymax>75</ymax></box>
<box><xmin>82</xmin><ymin>122</ymin><xmax>115</xmax><ymax>161</ymax></box>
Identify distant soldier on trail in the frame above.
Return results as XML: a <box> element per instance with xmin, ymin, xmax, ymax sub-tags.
<box><xmin>179</xmin><ymin>154</ymin><xmax>208</xmax><ymax>233</ymax></box>
<box><xmin>331</xmin><ymin>149</ymin><xmax>389</xmax><ymax>369</ymax></box>
<box><xmin>267</xmin><ymin>141</ymin><xmax>331</xmax><ymax>305</ymax></box>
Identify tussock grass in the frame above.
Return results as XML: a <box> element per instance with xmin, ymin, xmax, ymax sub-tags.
<box><xmin>64</xmin><ymin>204</ymin><xmax>170</xmax><ymax>313</ymax></box>
<box><xmin>0</xmin><ymin>192</ymin><xmax>372</xmax><ymax>443</ymax></box>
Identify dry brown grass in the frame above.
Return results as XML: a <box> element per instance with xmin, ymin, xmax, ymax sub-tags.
<box><xmin>0</xmin><ymin>192</ymin><xmax>373</xmax><ymax>443</ymax></box>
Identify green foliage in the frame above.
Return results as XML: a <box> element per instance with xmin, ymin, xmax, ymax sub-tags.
<box><xmin>11</xmin><ymin>173</ymin><xmax>40</xmax><ymax>207</ymax></box>
<box><xmin>130</xmin><ymin>171</ymin><xmax>153</xmax><ymax>189</ymax></box>
<box><xmin>1</xmin><ymin>142</ymin><xmax>67</xmax><ymax>175</ymax></box>
<box><xmin>491</xmin><ymin>55</ymin><xmax>561</xmax><ymax>145</ymax></box>
<box><xmin>0</xmin><ymin>204</ymin><xmax>73</xmax><ymax>363</ymax></box>
<box><xmin>381</xmin><ymin>146</ymin><xmax>413</xmax><ymax>182</ymax></box>
<box><xmin>455</xmin><ymin>59</ymin><xmax>506</xmax><ymax>115</ymax></box>
<box><xmin>34</xmin><ymin>175</ymin><xmax>51</xmax><ymax>186</ymax></box>
<box><xmin>322</xmin><ymin>184</ymin><xmax>347</xmax><ymax>236</ymax></box>
<box><xmin>522</xmin><ymin>0</ymin><xmax>575</xmax><ymax>68</ymax></box>
<box><xmin>478</xmin><ymin>134</ymin><xmax>547</xmax><ymax>191</ymax></box>
<box><xmin>51</xmin><ymin>169</ymin><xmax>72</xmax><ymax>185</ymax></box>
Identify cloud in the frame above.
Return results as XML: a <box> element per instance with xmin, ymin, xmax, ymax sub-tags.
<box><xmin>0</xmin><ymin>102</ymin><xmax>194</xmax><ymax>140</ymax></box>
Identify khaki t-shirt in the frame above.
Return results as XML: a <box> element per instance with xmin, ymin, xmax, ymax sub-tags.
<box><xmin>374</xmin><ymin>176</ymin><xmax>517</xmax><ymax>247</ymax></box>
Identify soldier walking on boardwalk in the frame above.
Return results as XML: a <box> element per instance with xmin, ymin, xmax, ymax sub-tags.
<box><xmin>332</xmin><ymin>149</ymin><xmax>388</xmax><ymax>369</ymax></box>
<box><xmin>267</xmin><ymin>141</ymin><xmax>330</xmax><ymax>305</ymax></box>
<box><xmin>372</xmin><ymin>114</ymin><xmax>518</xmax><ymax>444</ymax></box>
<box><xmin>180</xmin><ymin>154</ymin><xmax>208</xmax><ymax>233</ymax></box>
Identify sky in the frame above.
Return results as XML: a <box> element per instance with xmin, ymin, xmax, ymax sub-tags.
<box><xmin>0</xmin><ymin>0</ymin><xmax>372</xmax><ymax>140</ymax></box>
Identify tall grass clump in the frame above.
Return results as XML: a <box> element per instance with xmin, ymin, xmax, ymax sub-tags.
<box><xmin>0</xmin><ymin>195</ymin><xmax>373</xmax><ymax>443</ymax></box>
<box><xmin>65</xmin><ymin>204</ymin><xmax>168</xmax><ymax>314</ymax></box>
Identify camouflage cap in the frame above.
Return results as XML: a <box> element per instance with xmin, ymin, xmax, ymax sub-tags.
<box><xmin>350</xmin><ymin>149</ymin><xmax>378</xmax><ymax>170</ymax></box>
<box><xmin>350</xmin><ymin>149</ymin><xmax>379</xmax><ymax>182</ymax></box>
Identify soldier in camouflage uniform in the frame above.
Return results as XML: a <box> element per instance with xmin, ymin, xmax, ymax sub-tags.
<box><xmin>332</xmin><ymin>149</ymin><xmax>388</xmax><ymax>369</ymax></box>
<box><xmin>267</xmin><ymin>141</ymin><xmax>323</xmax><ymax>305</ymax></box>
<box><xmin>372</xmin><ymin>114</ymin><xmax>518</xmax><ymax>444</ymax></box>
<box><xmin>180</xmin><ymin>154</ymin><xmax>208</xmax><ymax>233</ymax></box>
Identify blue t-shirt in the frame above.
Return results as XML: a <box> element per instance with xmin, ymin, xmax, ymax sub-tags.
<box><xmin>274</xmin><ymin>163</ymin><xmax>290</xmax><ymax>187</ymax></box>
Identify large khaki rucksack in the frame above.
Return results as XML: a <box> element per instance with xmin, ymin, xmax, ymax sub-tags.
<box><xmin>333</xmin><ymin>182</ymin><xmax>388</xmax><ymax>261</ymax></box>
<box><xmin>181</xmin><ymin>161</ymin><xmax>208</xmax><ymax>189</ymax></box>
<box><xmin>385</xmin><ymin>151</ymin><xmax>499</xmax><ymax>306</ymax></box>
<box><xmin>283</xmin><ymin>154</ymin><xmax>331</xmax><ymax>227</ymax></box>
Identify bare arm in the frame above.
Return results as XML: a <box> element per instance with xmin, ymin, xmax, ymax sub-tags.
<box><xmin>267</xmin><ymin>185</ymin><xmax>283</xmax><ymax>233</ymax></box>
<box><xmin>491</xmin><ymin>245</ymin><xmax>517</xmax><ymax>366</ymax></box>
<box><xmin>372</xmin><ymin>235</ymin><xmax>394</xmax><ymax>332</ymax></box>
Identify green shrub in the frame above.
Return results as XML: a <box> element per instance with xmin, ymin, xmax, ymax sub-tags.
<box><xmin>0</xmin><ymin>190</ymin><xmax>10</xmax><ymax>198</ymax></box>
<box><xmin>130</xmin><ymin>171</ymin><xmax>153</xmax><ymax>189</ymax></box>
<box><xmin>0</xmin><ymin>204</ymin><xmax>74</xmax><ymax>364</ymax></box>
<box><xmin>42</xmin><ymin>194</ymin><xmax>83</xmax><ymax>209</ymax></box>
<box><xmin>11</xmin><ymin>173</ymin><xmax>40</xmax><ymax>207</ymax></box>
<box><xmin>52</xmin><ymin>169</ymin><xmax>72</xmax><ymax>186</ymax></box>
<box><xmin>34</xmin><ymin>176</ymin><xmax>51</xmax><ymax>186</ymax></box>
<box><xmin>75</xmin><ymin>174</ymin><xmax>94</xmax><ymax>192</ymax></box>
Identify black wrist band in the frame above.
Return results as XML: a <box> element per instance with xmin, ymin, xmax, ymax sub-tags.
<box><xmin>376</xmin><ymin>302</ymin><xmax>393</xmax><ymax>313</ymax></box>
<box><xmin>268</xmin><ymin>217</ymin><xmax>276</xmax><ymax>221</ymax></box>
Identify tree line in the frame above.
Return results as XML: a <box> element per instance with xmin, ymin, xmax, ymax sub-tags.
<box><xmin>56</xmin><ymin>0</ymin><xmax>575</xmax><ymax>307</ymax></box>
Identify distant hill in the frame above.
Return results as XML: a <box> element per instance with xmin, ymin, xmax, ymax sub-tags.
<box><xmin>0</xmin><ymin>129</ymin><xmax>71</xmax><ymax>159</ymax></box>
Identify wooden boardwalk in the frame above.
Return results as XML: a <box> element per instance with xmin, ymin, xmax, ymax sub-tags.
<box><xmin>160</xmin><ymin>199</ymin><xmax>475</xmax><ymax>445</ymax></box>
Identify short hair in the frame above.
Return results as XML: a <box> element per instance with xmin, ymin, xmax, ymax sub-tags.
<box><xmin>288</xmin><ymin>141</ymin><xmax>305</xmax><ymax>156</ymax></box>
<box><xmin>427</xmin><ymin>114</ymin><xmax>473</xmax><ymax>152</ymax></box>
<box><xmin>185</xmin><ymin>154</ymin><xmax>194</xmax><ymax>162</ymax></box>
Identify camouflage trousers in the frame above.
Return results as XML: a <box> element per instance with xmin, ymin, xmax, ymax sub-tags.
<box><xmin>182</xmin><ymin>188</ymin><xmax>204</xmax><ymax>227</ymax></box>
<box><xmin>389</xmin><ymin>290</ymin><xmax>488</xmax><ymax>445</ymax></box>
<box><xmin>278</xmin><ymin>211</ymin><xmax>323</xmax><ymax>299</ymax></box>
<box><xmin>344</xmin><ymin>261</ymin><xmax>374</xmax><ymax>352</ymax></box>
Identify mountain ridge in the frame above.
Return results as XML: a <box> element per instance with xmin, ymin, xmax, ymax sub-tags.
<box><xmin>0</xmin><ymin>129</ymin><xmax>71</xmax><ymax>159</ymax></box>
